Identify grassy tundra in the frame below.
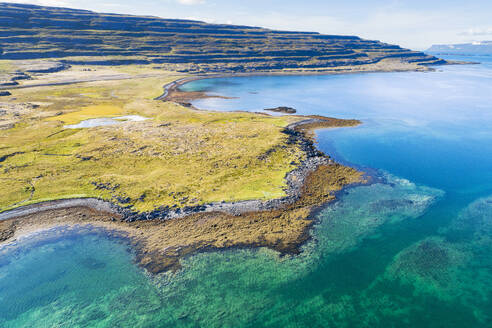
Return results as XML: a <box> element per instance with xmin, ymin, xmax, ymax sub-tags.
<box><xmin>1</xmin><ymin>65</ymin><xmax>305</xmax><ymax>212</ymax></box>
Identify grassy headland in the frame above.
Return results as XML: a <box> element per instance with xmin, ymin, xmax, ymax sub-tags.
<box><xmin>0</xmin><ymin>3</ymin><xmax>447</xmax><ymax>273</ymax></box>
<box><xmin>0</xmin><ymin>64</ymin><xmax>364</xmax><ymax>272</ymax></box>
<box><xmin>1</xmin><ymin>68</ymin><xmax>309</xmax><ymax>212</ymax></box>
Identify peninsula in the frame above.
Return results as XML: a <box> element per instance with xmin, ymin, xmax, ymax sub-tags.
<box><xmin>0</xmin><ymin>3</ymin><xmax>446</xmax><ymax>273</ymax></box>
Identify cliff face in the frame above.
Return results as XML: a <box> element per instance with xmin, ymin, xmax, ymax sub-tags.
<box><xmin>427</xmin><ymin>42</ymin><xmax>492</xmax><ymax>56</ymax></box>
<box><xmin>0</xmin><ymin>3</ymin><xmax>445</xmax><ymax>73</ymax></box>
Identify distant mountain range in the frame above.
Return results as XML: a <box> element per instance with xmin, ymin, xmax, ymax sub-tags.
<box><xmin>0</xmin><ymin>3</ymin><xmax>445</xmax><ymax>73</ymax></box>
<box><xmin>427</xmin><ymin>41</ymin><xmax>492</xmax><ymax>55</ymax></box>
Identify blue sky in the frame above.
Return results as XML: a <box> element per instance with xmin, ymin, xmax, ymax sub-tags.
<box><xmin>5</xmin><ymin>0</ymin><xmax>492</xmax><ymax>49</ymax></box>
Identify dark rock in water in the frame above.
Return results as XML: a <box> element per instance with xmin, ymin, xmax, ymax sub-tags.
<box><xmin>264</xmin><ymin>106</ymin><xmax>297</xmax><ymax>114</ymax></box>
<box><xmin>84</xmin><ymin>309</ymin><xmax>107</xmax><ymax>322</ymax></box>
<box><xmin>370</xmin><ymin>199</ymin><xmax>414</xmax><ymax>211</ymax></box>
<box><xmin>0</xmin><ymin>91</ymin><xmax>11</xmax><ymax>97</ymax></box>
<box><xmin>80</xmin><ymin>257</ymin><xmax>106</xmax><ymax>270</ymax></box>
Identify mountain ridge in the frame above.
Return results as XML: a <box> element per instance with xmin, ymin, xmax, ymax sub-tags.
<box><xmin>427</xmin><ymin>41</ymin><xmax>492</xmax><ymax>56</ymax></box>
<box><xmin>0</xmin><ymin>2</ymin><xmax>445</xmax><ymax>73</ymax></box>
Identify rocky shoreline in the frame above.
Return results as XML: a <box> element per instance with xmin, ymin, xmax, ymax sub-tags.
<box><xmin>0</xmin><ymin>116</ymin><xmax>360</xmax><ymax>224</ymax></box>
<box><xmin>0</xmin><ymin>78</ymin><xmax>365</xmax><ymax>274</ymax></box>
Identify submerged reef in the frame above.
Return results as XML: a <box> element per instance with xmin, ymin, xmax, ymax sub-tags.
<box><xmin>382</xmin><ymin>195</ymin><xmax>492</xmax><ymax>324</ymax></box>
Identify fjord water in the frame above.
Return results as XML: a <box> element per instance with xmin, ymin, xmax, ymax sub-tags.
<box><xmin>2</xmin><ymin>56</ymin><xmax>492</xmax><ymax>327</ymax></box>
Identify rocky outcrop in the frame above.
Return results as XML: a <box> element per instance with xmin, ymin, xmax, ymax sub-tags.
<box><xmin>0</xmin><ymin>60</ymin><xmax>69</xmax><ymax>91</ymax></box>
<box><xmin>264</xmin><ymin>106</ymin><xmax>297</xmax><ymax>114</ymax></box>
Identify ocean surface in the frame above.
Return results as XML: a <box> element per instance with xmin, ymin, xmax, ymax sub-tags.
<box><xmin>1</xmin><ymin>55</ymin><xmax>492</xmax><ymax>327</ymax></box>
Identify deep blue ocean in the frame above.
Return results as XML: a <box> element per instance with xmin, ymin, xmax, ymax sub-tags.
<box><xmin>1</xmin><ymin>56</ymin><xmax>491</xmax><ymax>327</ymax></box>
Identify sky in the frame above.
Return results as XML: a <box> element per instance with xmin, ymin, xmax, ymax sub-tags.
<box><xmin>4</xmin><ymin>0</ymin><xmax>492</xmax><ymax>50</ymax></box>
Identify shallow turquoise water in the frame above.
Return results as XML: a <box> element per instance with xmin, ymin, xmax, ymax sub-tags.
<box><xmin>1</xmin><ymin>56</ymin><xmax>492</xmax><ymax>327</ymax></box>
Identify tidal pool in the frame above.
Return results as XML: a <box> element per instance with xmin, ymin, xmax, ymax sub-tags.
<box><xmin>64</xmin><ymin>115</ymin><xmax>149</xmax><ymax>129</ymax></box>
<box><xmin>0</xmin><ymin>226</ymin><xmax>163</xmax><ymax>327</ymax></box>
<box><xmin>2</xmin><ymin>55</ymin><xmax>492</xmax><ymax>327</ymax></box>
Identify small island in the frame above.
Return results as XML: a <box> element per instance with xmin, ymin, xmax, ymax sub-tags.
<box><xmin>264</xmin><ymin>106</ymin><xmax>297</xmax><ymax>114</ymax></box>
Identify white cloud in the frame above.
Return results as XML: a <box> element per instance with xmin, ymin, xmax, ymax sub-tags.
<box><xmin>184</xmin><ymin>16</ymin><xmax>215</xmax><ymax>23</ymax></box>
<box><xmin>222</xmin><ymin>7</ymin><xmax>475</xmax><ymax>50</ymax></box>
<box><xmin>460</xmin><ymin>27</ymin><xmax>492</xmax><ymax>36</ymax></box>
<box><xmin>4</xmin><ymin>0</ymin><xmax>490</xmax><ymax>49</ymax></box>
<box><xmin>177</xmin><ymin>0</ymin><xmax>205</xmax><ymax>5</ymax></box>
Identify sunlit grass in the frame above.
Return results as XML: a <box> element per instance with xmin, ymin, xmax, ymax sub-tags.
<box><xmin>46</xmin><ymin>104</ymin><xmax>123</xmax><ymax>124</ymax></box>
<box><xmin>0</xmin><ymin>60</ymin><xmax>13</xmax><ymax>74</ymax></box>
<box><xmin>0</xmin><ymin>69</ymin><xmax>303</xmax><ymax>212</ymax></box>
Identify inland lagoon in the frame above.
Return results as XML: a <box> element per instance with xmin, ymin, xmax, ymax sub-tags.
<box><xmin>1</xmin><ymin>56</ymin><xmax>492</xmax><ymax>327</ymax></box>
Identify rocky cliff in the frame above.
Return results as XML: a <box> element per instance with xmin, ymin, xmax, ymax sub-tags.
<box><xmin>0</xmin><ymin>3</ymin><xmax>445</xmax><ymax>73</ymax></box>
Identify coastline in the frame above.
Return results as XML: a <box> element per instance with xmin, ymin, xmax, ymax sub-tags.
<box><xmin>2</xmin><ymin>61</ymin><xmax>448</xmax><ymax>273</ymax></box>
<box><xmin>155</xmin><ymin>66</ymin><xmax>431</xmax><ymax>104</ymax></box>
<box><xmin>2</xmin><ymin>58</ymin><xmax>457</xmax><ymax>273</ymax></box>
<box><xmin>0</xmin><ymin>117</ymin><xmax>361</xmax><ymax>223</ymax></box>
<box><xmin>3</xmin><ymin>60</ymin><xmax>456</xmax><ymax>273</ymax></box>
<box><xmin>0</xmin><ymin>101</ymin><xmax>365</xmax><ymax>273</ymax></box>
